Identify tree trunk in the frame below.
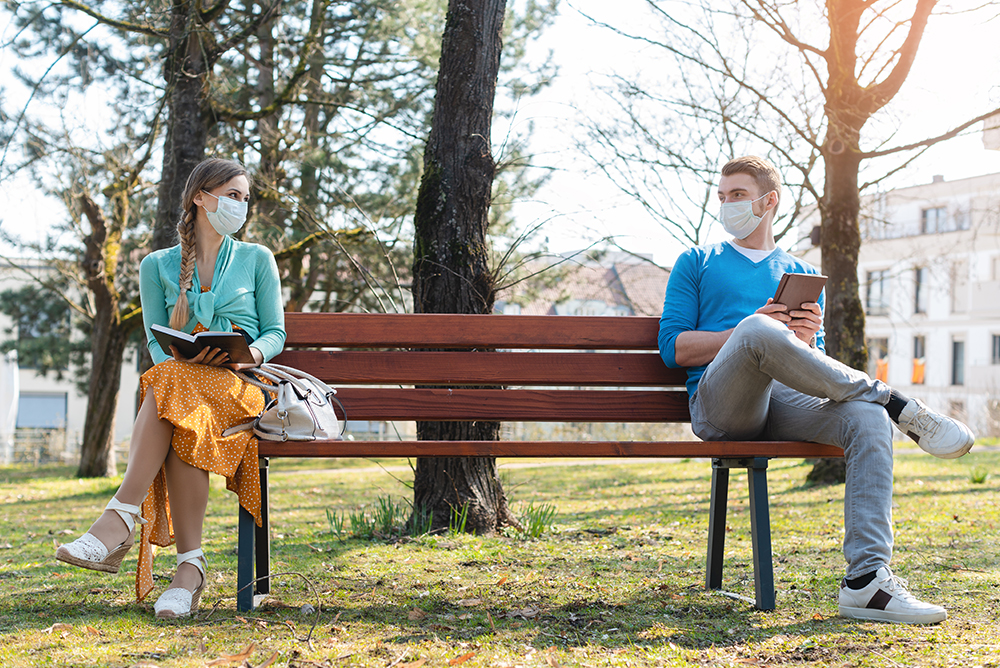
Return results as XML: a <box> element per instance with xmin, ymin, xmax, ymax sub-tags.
<box><xmin>820</xmin><ymin>136</ymin><xmax>867</xmax><ymax>371</ymax></box>
<box><xmin>253</xmin><ymin>6</ymin><xmax>286</xmax><ymax>236</ymax></box>
<box><xmin>809</xmin><ymin>122</ymin><xmax>867</xmax><ymax>485</ymax></box>
<box><xmin>77</xmin><ymin>324</ymin><xmax>129</xmax><ymax>477</ymax></box>
<box><xmin>410</xmin><ymin>0</ymin><xmax>516</xmax><ymax>534</ymax></box>
<box><xmin>284</xmin><ymin>0</ymin><xmax>327</xmax><ymax>313</ymax></box>
<box><xmin>153</xmin><ymin>0</ymin><xmax>211</xmax><ymax>250</ymax></box>
<box><xmin>76</xmin><ymin>194</ymin><xmax>132</xmax><ymax>477</ymax></box>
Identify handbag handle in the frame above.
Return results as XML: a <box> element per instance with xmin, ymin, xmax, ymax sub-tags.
<box><xmin>260</xmin><ymin>362</ymin><xmax>336</xmax><ymax>395</ymax></box>
<box><xmin>240</xmin><ymin>363</ymin><xmax>336</xmax><ymax>397</ymax></box>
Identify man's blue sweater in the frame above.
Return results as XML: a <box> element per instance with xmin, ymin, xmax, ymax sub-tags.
<box><xmin>658</xmin><ymin>242</ymin><xmax>826</xmax><ymax>396</ymax></box>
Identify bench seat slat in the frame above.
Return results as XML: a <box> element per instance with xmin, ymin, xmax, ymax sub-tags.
<box><xmin>273</xmin><ymin>351</ymin><xmax>687</xmax><ymax>386</ymax></box>
<box><xmin>257</xmin><ymin>440</ymin><xmax>844</xmax><ymax>459</ymax></box>
<box><xmin>283</xmin><ymin>313</ymin><xmax>660</xmax><ymax>350</ymax></box>
<box><xmin>330</xmin><ymin>388</ymin><xmax>691</xmax><ymax>421</ymax></box>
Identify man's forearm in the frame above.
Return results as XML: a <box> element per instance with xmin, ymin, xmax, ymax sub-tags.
<box><xmin>674</xmin><ymin>329</ymin><xmax>734</xmax><ymax>367</ymax></box>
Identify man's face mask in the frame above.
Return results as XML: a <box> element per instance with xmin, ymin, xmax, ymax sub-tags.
<box><xmin>201</xmin><ymin>191</ymin><xmax>248</xmax><ymax>235</ymax></box>
<box><xmin>718</xmin><ymin>192</ymin><xmax>771</xmax><ymax>240</ymax></box>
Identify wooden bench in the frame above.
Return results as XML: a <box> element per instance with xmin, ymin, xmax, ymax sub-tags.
<box><xmin>236</xmin><ymin>313</ymin><xmax>843</xmax><ymax>612</ymax></box>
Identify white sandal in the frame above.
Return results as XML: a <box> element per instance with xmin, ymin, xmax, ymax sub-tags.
<box><xmin>154</xmin><ymin>549</ymin><xmax>207</xmax><ymax>619</ymax></box>
<box><xmin>55</xmin><ymin>497</ymin><xmax>146</xmax><ymax>574</ymax></box>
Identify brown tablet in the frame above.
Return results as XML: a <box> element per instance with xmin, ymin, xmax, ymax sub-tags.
<box><xmin>772</xmin><ymin>273</ymin><xmax>827</xmax><ymax>310</ymax></box>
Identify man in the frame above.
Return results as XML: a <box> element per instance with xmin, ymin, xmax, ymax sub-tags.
<box><xmin>658</xmin><ymin>155</ymin><xmax>974</xmax><ymax>624</ymax></box>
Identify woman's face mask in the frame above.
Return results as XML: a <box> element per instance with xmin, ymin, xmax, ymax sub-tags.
<box><xmin>201</xmin><ymin>191</ymin><xmax>248</xmax><ymax>235</ymax></box>
<box><xmin>718</xmin><ymin>192</ymin><xmax>772</xmax><ymax>239</ymax></box>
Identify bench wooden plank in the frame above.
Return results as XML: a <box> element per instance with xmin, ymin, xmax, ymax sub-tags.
<box><xmin>256</xmin><ymin>440</ymin><xmax>844</xmax><ymax>459</ymax></box>
<box><xmin>273</xmin><ymin>351</ymin><xmax>686</xmax><ymax>386</ymax></box>
<box><xmin>283</xmin><ymin>313</ymin><xmax>661</xmax><ymax>349</ymax></box>
<box><xmin>326</xmin><ymin>388</ymin><xmax>691</xmax><ymax>422</ymax></box>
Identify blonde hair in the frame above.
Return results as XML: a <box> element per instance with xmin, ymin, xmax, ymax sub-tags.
<box><xmin>721</xmin><ymin>155</ymin><xmax>782</xmax><ymax>206</ymax></box>
<box><xmin>168</xmin><ymin>159</ymin><xmax>251</xmax><ymax>330</ymax></box>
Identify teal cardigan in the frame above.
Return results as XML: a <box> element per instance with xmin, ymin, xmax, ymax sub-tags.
<box><xmin>139</xmin><ymin>235</ymin><xmax>286</xmax><ymax>365</ymax></box>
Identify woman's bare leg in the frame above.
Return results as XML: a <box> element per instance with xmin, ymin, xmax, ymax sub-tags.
<box><xmin>163</xmin><ymin>449</ymin><xmax>210</xmax><ymax>591</ymax></box>
<box><xmin>88</xmin><ymin>392</ymin><xmax>174</xmax><ymax>549</ymax></box>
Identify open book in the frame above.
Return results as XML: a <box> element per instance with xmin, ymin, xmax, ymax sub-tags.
<box><xmin>150</xmin><ymin>324</ymin><xmax>255</xmax><ymax>365</ymax></box>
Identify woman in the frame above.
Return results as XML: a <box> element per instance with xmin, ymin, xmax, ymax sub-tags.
<box><xmin>55</xmin><ymin>158</ymin><xmax>285</xmax><ymax>619</ymax></box>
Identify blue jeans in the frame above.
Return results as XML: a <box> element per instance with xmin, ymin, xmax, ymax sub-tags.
<box><xmin>689</xmin><ymin>313</ymin><xmax>894</xmax><ymax>578</ymax></box>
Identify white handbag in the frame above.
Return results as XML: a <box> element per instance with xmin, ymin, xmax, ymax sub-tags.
<box><xmin>224</xmin><ymin>363</ymin><xmax>345</xmax><ymax>442</ymax></box>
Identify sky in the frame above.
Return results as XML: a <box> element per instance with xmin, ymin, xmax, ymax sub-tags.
<box><xmin>511</xmin><ymin>1</ymin><xmax>1000</xmax><ymax>266</ymax></box>
<box><xmin>3</xmin><ymin>0</ymin><xmax>1000</xmax><ymax>266</ymax></box>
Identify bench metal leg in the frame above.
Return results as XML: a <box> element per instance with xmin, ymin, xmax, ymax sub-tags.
<box><xmin>746</xmin><ymin>457</ymin><xmax>775</xmax><ymax>611</ymax></box>
<box><xmin>256</xmin><ymin>457</ymin><xmax>271</xmax><ymax>595</ymax></box>
<box><xmin>237</xmin><ymin>501</ymin><xmax>255</xmax><ymax>612</ymax></box>
<box><xmin>706</xmin><ymin>457</ymin><xmax>776</xmax><ymax>611</ymax></box>
<box><xmin>237</xmin><ymin>457</ymin><xmax>271</xmax><ymax>612</ymax></box>
<box><xmin>706</xmin><ymin>460</ymin><xmax>729</xmax><ymax>591</ymax></box>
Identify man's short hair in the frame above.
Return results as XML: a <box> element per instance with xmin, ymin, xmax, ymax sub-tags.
<box><xmin>721</xmin><ymin>156</ymin><xmax>782</xmax><ymax>204</ymax></box>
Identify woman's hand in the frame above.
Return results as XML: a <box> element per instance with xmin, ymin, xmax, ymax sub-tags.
<box><xmin>225</xmin><ymin>346</ymin><xmax>265</xmax><ymax>371</ymax></box>
<box><xmin>169</xmin><ymin>345</ymin><xmax>231</xmax><ymax>367</ymax></box>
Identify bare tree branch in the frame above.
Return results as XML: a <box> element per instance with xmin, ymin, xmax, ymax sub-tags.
<box><xmin>862</xmin><ymin>105</ymin><xmax>1000</xmax><ymax>158</ymax></box>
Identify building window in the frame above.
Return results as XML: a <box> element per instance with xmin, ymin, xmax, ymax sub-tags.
<box><xmin>866</xmin><ymin>270</ymin><xmax>889</xmax><ymax>316</ymax></box>
<box><xmin>912</xmin><ymin>336</ymin><xmax>926</xmax><ymax>385</ymax></box>
<box><xmin>913</xmin><ymin>267</ymin><xmax>927</xmax><ymax>314</ymax></box>
<box><xmin>992</xmin><ymin>335</ymin><xmax>1000</xmax><ymax>365</ymax></box>
<box><xmin>15</xmin><ymin>393</ymin><xmax>68</xmax><ymax>429</ymax></box>
<box><xmin>868</xmin><ymin>338</ymin><xmax>889</xmax><ymax>382</ymax></box>
<box><xmin>951</xmin><ymin>339</ymin><xmax>965</xmax><ymax>386</ymax></box>
<box><xmin>921</xmin><ymin>207</ymin><xmax>947</xmax><ymax>234</ymax></box>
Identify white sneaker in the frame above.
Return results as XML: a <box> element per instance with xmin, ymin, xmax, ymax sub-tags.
<box><xmin>897</xmin><ymin>399</ymin><xmax>974</xmax><ymax>459</ymax></box>
<box><xmin>839</xmin><ymin>566</ymin><xmax>947</xmax><ymax>624</ymax></box>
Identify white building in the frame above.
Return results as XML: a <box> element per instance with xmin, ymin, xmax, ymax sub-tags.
<box><xmin>800</xmin><ymin>172</ymin><xmax>1000</xmax><ymax>437</ymax></box>
<box><xmin>0</xmin><ymin>259</ymin><xmax>141</xmax><ymax>463</ymax></box>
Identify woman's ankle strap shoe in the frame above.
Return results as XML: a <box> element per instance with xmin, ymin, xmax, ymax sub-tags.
<box><xmin>154</xmin><ymin>549</ymin><xmax>208</xmax><ymax>620</ymax></box>
<box><xmin>54</xmin><ymin>497</ymin><xmax>143</xmax><ymax>574</ymax></box>
<box><xmin>105</xmin><ymin>497</ymin><xmax>146</xmax><ymax>532</ymax></box>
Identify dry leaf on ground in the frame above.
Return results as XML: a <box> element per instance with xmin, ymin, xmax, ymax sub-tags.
<box><xmin>449</xmin><ymin>651</ymin><xmax>476</xmax><ymax>665</ymax></box>
<box><xmin>204</xmin><ymin>642</ymin><xmax>256</xmax><ymax>666</ymax></box>
<box><xmin>257</xmin><ymin>650</ymin><xmax>279</xmax><ymax>668</ymax></box>
<box><xmin>508</xmin><ymin>607</ymin><xmax>540</xmax><ymax>619</ymax></box>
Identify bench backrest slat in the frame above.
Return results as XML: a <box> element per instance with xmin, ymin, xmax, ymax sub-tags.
<box><xmin>283</xmin><ymin>313</ymin><xmax>661</xmax><ymax>350</ymax></box>
<box><xmin>332</xmin><ymin>388</ymin><xmax>691</xmax><ymax>422</ymax></box>
<box><xmin>272</xmin><ymin>351</ymin><xmax>686</xmax><ymax>386</ymax></box>
<box><xmin>277</xmin><ymin>312</ymin><xmax>700</xmax><ymax>427</ymax></box>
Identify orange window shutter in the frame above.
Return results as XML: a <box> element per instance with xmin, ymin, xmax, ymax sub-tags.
<box><xmin>912</xmin><ymin>357</ymin><xmax>925</xmax><ymax>385</ymax></box>
<box><xmin>876</xmin><ymin>358</ymin><xmax>889</xmax><ymax>382</ymax></box>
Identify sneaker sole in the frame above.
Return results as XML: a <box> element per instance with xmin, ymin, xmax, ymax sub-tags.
<box><xmin>839</xmin><ymin>604</ymin><xmax>947</xmax><ymax>625</ymax></box>
<box><xmin>914</xmin><ymin>433</ymin><xmax>974</xmax><ymax>459</ymax></box>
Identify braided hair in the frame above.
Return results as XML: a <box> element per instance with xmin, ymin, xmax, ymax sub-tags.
<box><xmin>168</xmin><ymin>159</ymin><xmax>251</xmax><ymax>330</ymax></box>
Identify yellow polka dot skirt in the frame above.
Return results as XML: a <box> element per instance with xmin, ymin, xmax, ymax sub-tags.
<box><xmin>135</xmin><ymin>359</ymin><xmax>265</xmax><ymax>601</ymax></box>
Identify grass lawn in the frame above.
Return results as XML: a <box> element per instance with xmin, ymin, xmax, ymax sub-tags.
<box><xmin>1</xmin><ymin>448</ymin><xmax>998</xmax><ymax>667</ymax></box>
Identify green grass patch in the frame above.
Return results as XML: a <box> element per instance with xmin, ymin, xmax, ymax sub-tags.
<box><xmin>1</xmin><ymin>452</ymin><xmax>999</xmax><ymax>666</ymax></box>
